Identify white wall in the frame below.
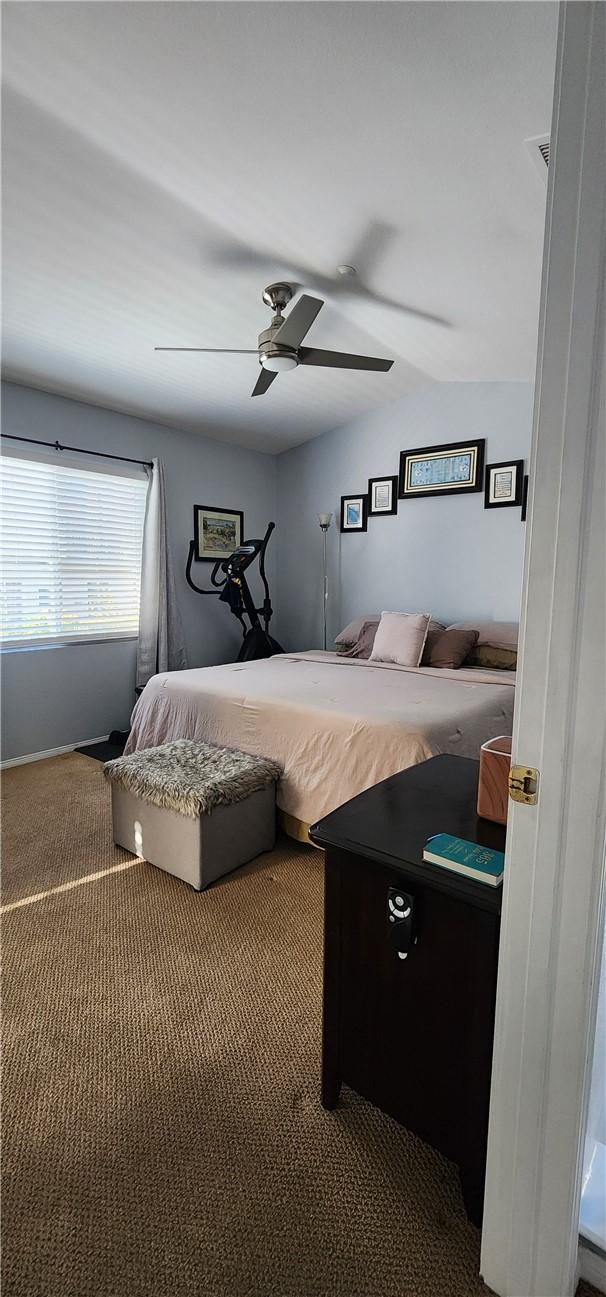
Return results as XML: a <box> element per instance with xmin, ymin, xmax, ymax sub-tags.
<box><xmin>276</xmin><ymin>383</ymin><xmax>534</xmax><ymax>650</ymax></box>
<box><xmin>1</xmin><ymin>382</ymin><xmax>277</xmax><ymax>760</ymax></box>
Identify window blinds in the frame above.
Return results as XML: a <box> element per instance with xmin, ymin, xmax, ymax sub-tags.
<box><xmin>0</xmin><ymin>454</ymin><xmax>148</xmax><ymax>646</ymax></box>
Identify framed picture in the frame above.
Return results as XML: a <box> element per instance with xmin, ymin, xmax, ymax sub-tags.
<box><xmin>368</xmin><ymin>475</ymin><xmax>398</xmax><ymax>516</ymax></box>
<box><xmin>521</xmin><ymin>474</ymin><xmax>529</xmax><ymax>522</ymax></box>
<box><xmin>340</xmin><ymin>494</ymin><xmax>368</xmax><ymax>533</ymax></box>
<box><xmin>484</xmin><ymin>460</ymin><xmax>524</xmax><ymax>509</ymax></box>
<box><xmin>193</xmin><ymin>505</ymin><xmax>244</xmax><ymax>561</ymax></box>
<box><xmin>399</xmin><ymin>439</ymin><xmax>485</xmax><ymax>499</ymax></box>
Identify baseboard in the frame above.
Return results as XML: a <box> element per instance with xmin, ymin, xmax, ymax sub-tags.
<box><xmin>1</xmin><ymin>737</ymin><xmax>110</xmax><ymax>770</ymax></box>
<box><xmin>578</xmin><ymin>1241</ymin><xmax>606</xmax><ymax>1293</ymax></box>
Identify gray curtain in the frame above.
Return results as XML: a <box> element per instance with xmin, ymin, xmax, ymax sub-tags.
<box><xmin>136</xmin><ymin>458</ymin><xmax>187</xmax><ymax>690</ymax></box>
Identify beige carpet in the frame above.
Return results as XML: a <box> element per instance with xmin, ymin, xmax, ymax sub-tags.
<box><xmin>0</xmin><ymin>755</ymin><xmax>600</xmax><ymax>1297</ymax></box>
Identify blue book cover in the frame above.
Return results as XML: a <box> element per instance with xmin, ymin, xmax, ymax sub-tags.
<box><xmin>423</xmin><ymin>833</ymin><xmax>504</xmax><ymax>886</ymax></box>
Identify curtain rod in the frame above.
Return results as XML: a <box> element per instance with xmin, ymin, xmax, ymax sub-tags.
<box><xmin>1</xmin><ymin>432</ymin><xmax>153</xmax><ymax>470</ymax></box>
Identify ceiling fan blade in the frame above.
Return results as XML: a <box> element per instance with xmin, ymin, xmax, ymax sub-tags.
<box><xmin>272</xmin><ymin>295</ymin><xmax>323</xmax><ymax>349</ymax></box>
<box><xmin>298</xmin><ymin>347</ymin><xmax>393</xmax><ymax>372</ymax></box>
<box><xmin>251</xmin><ymin>367</ymin><xmax>278</xmax><ymax>397</ymax></box>
<box><xmin>154</xmin><ymin>347</ymin><xmax>258</xmax><ymax>353</ymax></box>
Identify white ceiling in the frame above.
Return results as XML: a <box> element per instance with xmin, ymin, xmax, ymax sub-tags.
<box><xmin>2</xmin><ymin>2</ymin><xmax>557</xmax><ymax>453</ymax></box>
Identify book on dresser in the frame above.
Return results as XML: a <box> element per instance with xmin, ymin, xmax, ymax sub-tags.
<box><xmin>423</xmin><ymin>833</ymin><xmax>504</xmax><ymax>886</ymax></box>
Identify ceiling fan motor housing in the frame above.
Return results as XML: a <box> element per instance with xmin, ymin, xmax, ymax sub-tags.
<box><xmin>258</xmin><ymin>322</ymin><xmax>299</xmax><ymax>370</ymax></box>
<box><xmin>258</xmin><ymin>286</ymin><xmax>299</xmax><ymax>370</ymax></box>
<box><xmin>261</xmin><ymin>282</ymin><xmax>293</xmax><ymax>313</ymax></box>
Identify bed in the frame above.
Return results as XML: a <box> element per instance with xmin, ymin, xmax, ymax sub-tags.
<box><xmin>126</xmin><ymin>651</ymin><xmax>515</xmax><ymax>840</ymax></box>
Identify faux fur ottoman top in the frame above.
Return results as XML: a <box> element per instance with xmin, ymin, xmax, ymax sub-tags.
<box><xmin>104</xmin><ymin>739</ymin><xmax>281</xmax><ymax>819</ymax></box>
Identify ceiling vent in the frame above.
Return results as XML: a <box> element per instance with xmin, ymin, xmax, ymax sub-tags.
<box><xmin>525</xmin><ymin>134</ymin><xmax>550</xmax><ymax>183</ymax></box>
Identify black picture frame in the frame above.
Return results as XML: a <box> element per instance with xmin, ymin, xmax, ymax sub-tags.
<box><xmin>193</xmin><ymin>504</ymin><xmax>244</xmax><ymax>561</ymax></box>
<box><xmin>484</xmin><ymin>460</ymin><xmax>524</xmax><ymax>510</ymax></box>
<box><xmin>521</xmin><ymin>474</ymin><xmax>529</xmax><ymax>521</ymax></box>
<box><xmin>398</xmin><ymin>439</ymin><xmax>485</xmax><ymax>499</ymax></box>
<box><xmin>368</xmin><ymin>475</ymin><xmax>398</xmax><ymax>516</ymax></box>
<box><xmin>340</xmin><ymin>494</ymin><xmax>368</xmax><ymax>533</ymax></box>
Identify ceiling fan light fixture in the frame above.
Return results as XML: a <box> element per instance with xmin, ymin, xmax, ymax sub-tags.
<box><xmin>261</xmin><ymin>353</ymin><xmax>298</xmax><ymax>373</ymax></box>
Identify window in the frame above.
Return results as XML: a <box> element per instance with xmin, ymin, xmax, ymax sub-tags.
<box><xmin>0</xmin><ymin>453</ymin><xmax>147</xmax><ymax>646</ymax></box>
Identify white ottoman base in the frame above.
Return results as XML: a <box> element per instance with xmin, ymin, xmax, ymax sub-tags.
<box><xmin>111</xmin><ymin>783</ymin><xmax>276</xmax><ymax>890</ymax></box>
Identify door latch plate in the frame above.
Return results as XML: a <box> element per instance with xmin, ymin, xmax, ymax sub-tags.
<box><xmin>508</xmin><ymin>765</ymin><xmax>539</xmax><ymax>805</ymax></box>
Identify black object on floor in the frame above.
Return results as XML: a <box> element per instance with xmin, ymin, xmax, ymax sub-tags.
<box><xmin>76</xmin><ymin>731</ymin><xmax>128</xmax><ymax>763</ymax></box>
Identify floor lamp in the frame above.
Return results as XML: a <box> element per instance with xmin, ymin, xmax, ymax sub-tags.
<box><xmin>318</xmin><ymin>513</ymin><xmax>333</xmax><ymax>651</ymax></box>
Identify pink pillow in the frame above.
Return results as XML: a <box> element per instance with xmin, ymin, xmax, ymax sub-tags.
<box><xmin>370</xmin><ymin>612</ymin><xmax>431</xmax><ymax>667</ymax></box>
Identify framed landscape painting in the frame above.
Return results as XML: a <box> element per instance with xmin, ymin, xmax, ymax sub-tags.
<box><xmin>193</xmin><ymin>505</ymin><xmax>244</xmax><ymax>561</ymax></box>
<box><xmin>399</xmin><ymin>439</ymin><xmax>485</xmax><ymax>499</ymax></box>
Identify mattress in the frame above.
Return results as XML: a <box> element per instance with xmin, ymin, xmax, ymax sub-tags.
<box><xmin>126</xmin><ymin>651</ymin><xmax>516</xmax><ymax>826</ymax></box>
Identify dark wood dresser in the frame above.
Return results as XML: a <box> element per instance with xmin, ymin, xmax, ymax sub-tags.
<box><xmin>309</xmin><ymin>754</ymin><xmax>506</xmax><ymax>1225</ymax></box>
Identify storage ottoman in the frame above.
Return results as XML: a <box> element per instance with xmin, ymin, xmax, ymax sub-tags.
<box><xmin>104</xmin><ymin>739</ymin><xmax>281</xmax><ymax>890</ymax></box>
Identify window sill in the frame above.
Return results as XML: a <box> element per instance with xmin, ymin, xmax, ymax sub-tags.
<box><xmin>1</xmin><ymin>636</ymin><xmax>138</xmax><ymax>654</ymax></box>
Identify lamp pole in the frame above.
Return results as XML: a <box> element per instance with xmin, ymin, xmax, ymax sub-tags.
<box><xmin>318</xmin><ymin>513</ymin><xmax>333</xmax><ymax>651</ymax></box>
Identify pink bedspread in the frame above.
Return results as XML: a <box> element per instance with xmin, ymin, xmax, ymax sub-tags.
<box><xmin>126</xmin><ymin>652</ymin><xmax>515</xmax><ymax>825</ymax></box>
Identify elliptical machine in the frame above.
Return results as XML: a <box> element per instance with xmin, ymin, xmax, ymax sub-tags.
<box><xmin>185</xmin><ymin>521</ymin><xmax>283</xmax><ymax>661</ymax></box>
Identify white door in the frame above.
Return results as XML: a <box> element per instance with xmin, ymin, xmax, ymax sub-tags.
<box><xmin>480</xmin><ymin>5</ymin><xmax>606</xmax><ymax>1296</ymax></box>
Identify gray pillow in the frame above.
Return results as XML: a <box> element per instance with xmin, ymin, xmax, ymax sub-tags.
<box><xmin>335</xmin><ymin>615</ymin><xmax>380</xmax><ymax>643</ymax></box>
<box><xmin>447</xmin><ymin>621</ymin><xmax>518</xmax><ymax>651</ymax></box>
<box><xmin>334</xmin><ymin>616</ymin><xmax>380</xmax><ymax>659</ymax></box>
<box><xmin>466</xmin><ymin>644</ymin><xmax>517</xmax><ymax>670</ymax></box>
<box><xmin>421</xmin><ymin>620</ymin><xmax>447</xmax><ymax>664</ymax></box>
<box><xmin>426</xmin><ymin>628</ymin><xmax>479</xmax><ymax>669</ymax></box>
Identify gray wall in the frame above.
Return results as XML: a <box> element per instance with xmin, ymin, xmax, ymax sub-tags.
<box><xmin>1</xmin><ymin>382</ymin><xmax>277</xmax><ymax>760</ymax></box>
<box><xmin>276</xmin><ymin>383</ymin><xmax>533</xmax><ymax>651</ymax></box>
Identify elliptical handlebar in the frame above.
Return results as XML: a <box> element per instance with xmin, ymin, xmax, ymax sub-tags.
<box><xmin>185</xmin><ymin>522</ymin><xmax>276</xmax><ymax>606</ymax></box>
<box><xmin>185</xmin><ymin>540</ymin><xmax>224</xmax><ymax>594</ymax></box>
<box><xmin>258</xmin><ymin>522</ymin><xmax>274</xmax><ymax>631</ymax></box>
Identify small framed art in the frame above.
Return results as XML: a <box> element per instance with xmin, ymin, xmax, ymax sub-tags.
<box><xmin>484</xmin><ymin>460</ymin><xmax>524</xmax><ymax>509</ymax></box>
<box><xmin>340</xmin><ymin>494</ymin><xmax>368</xmax><ymax>533</ymax></box>
<box><xmin>368</xmin><ymin>475</ymin><xmax>398</xmax><ymax>516</ymax></box>
<box><xmin>399</xmin><ymin>439</ymin><xmax>485</xmax><ymax>499</ymax></box>
<box><xmin>193</xmin><ymin>505</ymin><xmax>244</xmax><ymax>560</ymax></box>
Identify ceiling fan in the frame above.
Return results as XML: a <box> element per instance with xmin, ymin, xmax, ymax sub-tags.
<box><xmin>155</xmin><ymin>283</ymin><xmax>394</xmax><ymax>397</ymax></box>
